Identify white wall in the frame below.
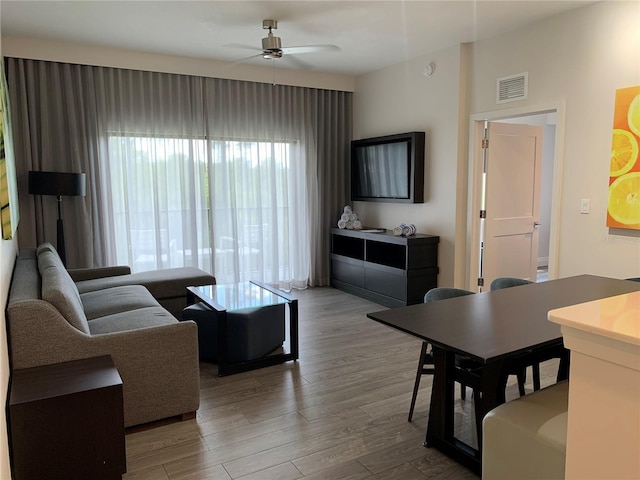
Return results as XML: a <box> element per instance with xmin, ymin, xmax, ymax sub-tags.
<box><xmin>353</xmin><ymin>44</ymin><xmax>468</xmax><ymax>287</ymax></box>
<box><xmin>469</xmin><ymin>0</ymin><xmax>640</xmax><ymax>279</ymax></box>
<box><xmin>354</xmin><ymin>1</ymin><xmax>640</xmax><ymax>285</ymax></box>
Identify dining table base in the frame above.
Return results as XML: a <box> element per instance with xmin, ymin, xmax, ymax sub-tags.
<box><xmin>425</xmin><ymin>344</ymin><xmax>569</xmax><ymax>474</ymax></box>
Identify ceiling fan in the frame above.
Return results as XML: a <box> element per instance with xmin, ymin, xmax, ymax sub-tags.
<box><xmin>226</xmin><ymin>20</ymin><xmax>340</xmax><ymax>69</ymax></box>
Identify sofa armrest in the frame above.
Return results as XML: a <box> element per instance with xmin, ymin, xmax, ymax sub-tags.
<box><xmin>68</xmin><ymin>266</ymin><xmax>132</xmax><ymax>282</ymax></box>
<box><xmin>7</xmin><ymin>302</ymin><xmax>199</xmax><ymax>427</ymax></box>
<box><xmin>89</xmin><ymin>322</ymin><xmax>200</xmax><ymax>426</ymax></box>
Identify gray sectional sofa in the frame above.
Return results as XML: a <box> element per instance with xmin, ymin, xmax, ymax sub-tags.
<box><xmin>6</xmin><ymin>243</ymin><xmax>216</xmax><ymax>427</ymax></box>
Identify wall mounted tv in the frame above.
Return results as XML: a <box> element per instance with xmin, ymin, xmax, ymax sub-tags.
<box><xmin>351</xmin><ymin>131</ymin><xmax>425</xmax><ymax>203</ymax></box>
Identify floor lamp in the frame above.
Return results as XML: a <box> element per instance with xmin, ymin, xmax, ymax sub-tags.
<box><xmin>29</xmin><ymin>171</ymin><xmax>86</xmax><ymax>266</ymax></box>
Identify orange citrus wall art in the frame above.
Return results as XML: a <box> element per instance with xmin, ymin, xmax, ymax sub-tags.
<box><xmin>607</xmin><ymin>86</ymin><xmax>640</xmax><ymax>230</ymax></box>
<box><xmin>608</xmin><ymin>85</ymin><xmax>640</xmax><ymax>230</ymax></box>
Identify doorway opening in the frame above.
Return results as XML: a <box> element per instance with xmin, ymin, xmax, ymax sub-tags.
<box><xmin>467</xmin><ymin>103</ymin><xmax>565</xmax><ymax>291</ymax></box>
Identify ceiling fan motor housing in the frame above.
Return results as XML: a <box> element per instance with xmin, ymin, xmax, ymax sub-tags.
<box><xmin>262</xmin><ymin>34</ymin><xmax>282</xmax><ymax>51</ymax></box>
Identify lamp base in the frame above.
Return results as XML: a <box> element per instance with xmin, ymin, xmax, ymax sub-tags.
<box><xmin>57</xmin><ymin>218</ymin><xmax>67</xmax><ymax>267</ymax></box>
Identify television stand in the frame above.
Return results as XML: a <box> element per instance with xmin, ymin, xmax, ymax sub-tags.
<box><xmin>330</xmin><ymin>228</ymin><xmax>439</xmax><ymax>307</ymax></box>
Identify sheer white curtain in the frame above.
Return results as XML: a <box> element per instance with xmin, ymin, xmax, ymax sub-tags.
<box><xmin>8</xmin><ymin>58</ymin><xmax>351</xmax><ymax>285</ymax></box>
<box><xmin>207</xmin><ymin>139</ymin><xmax>308</xmax><ymax>288</ymax></box>
<box><xmin>105</xmin><ymin>135</ymin><xmax>210</xmax><ymax>273</ymax></box>
<box><xmin>105</xmin><ymin>135</ymin><xmax>308</xmax><ymax>288</ymax></box>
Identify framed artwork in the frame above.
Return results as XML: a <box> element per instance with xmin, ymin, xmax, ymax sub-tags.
<box><xmin>607</xmin><ymin>85</ymin><xmax>640</xmax><ymax>230</ymax></box>
<box><xmin>1</xmin><ymin>57</ymin><xmax>19</xmax><ymax>239</ymax></box>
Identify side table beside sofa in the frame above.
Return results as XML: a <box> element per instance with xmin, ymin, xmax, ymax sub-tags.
<box><xmin>9</xmin><ymin>356</ymin><xmax>126</xmax><ymax>480</ymax></box>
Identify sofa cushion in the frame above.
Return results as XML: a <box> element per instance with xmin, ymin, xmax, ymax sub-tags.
<box><xmin>88</xmin><ymin>306</ymin><xmax>178</xmax><ymax>335</ymax></box>
<box><xmin>75</xmin><ymin>267</ymin><xmax>215</xmax><ymax>300</ymax></box>
<box><xmin>37</xmin><ymin>242</ymin><xmax>57</xmax><ymax>256</ymax></box>
<box><xmin>9</xmin><ymin>253</ymin><xmax>41</xmax><ymax>303</ymax></box>
<box><xmin>81</xmin><ymin>285</ymin><xmax>161</xmax><ymax>320</ymax></box>
<box><xmin>38</xmin><ymin>250</ymin><xmax>90</xmax><ymax>335</ymax></box>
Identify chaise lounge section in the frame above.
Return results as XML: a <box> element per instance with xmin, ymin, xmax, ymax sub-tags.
<box><xmin>6</xmin><ymin>243</ymin><xmax>215</xmax><ymax>427</ymax></box>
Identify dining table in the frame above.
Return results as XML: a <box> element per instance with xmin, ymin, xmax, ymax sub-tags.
<box><xmin>366</xmin><ymin>274</ymin><xmax>640</xmax><ymax>474</ymax></box>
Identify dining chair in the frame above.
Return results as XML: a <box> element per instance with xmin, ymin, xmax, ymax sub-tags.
<box><xmin>490</xmin><ymin>277</ymin><xmax>540</xmax><ymax>394</ymax></box>
<box><xmin>408</xmin><ymin>287</ymin><xmax>481</xmax><ymax>423</ymax></box>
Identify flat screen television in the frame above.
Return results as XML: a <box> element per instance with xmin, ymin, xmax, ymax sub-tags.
<box><xmin>351</xmin><ymin>131</ymin><xmax>425</xmax><ymax>203</ymax></box>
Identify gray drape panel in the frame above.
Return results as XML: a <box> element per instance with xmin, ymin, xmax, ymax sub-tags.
<box><xmin>6</xmin><ymin>57</ymin><xmax>351</xmax><ymax>284</ymax></box>
<box><xmin>7</xmin><ymin>59</ymin><xmax>99</xmax><ymax>268</ymax></box>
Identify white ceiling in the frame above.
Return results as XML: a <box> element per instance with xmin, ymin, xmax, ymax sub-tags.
<box><xmin>1</xmin><ymin>1</ymin><xmax>596</xmax><ymax>76</ymax></box>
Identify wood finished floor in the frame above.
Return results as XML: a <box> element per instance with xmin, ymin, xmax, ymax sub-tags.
<box><xmin>123</xmin><ymin>287</ymin><xmax>561</xmax><ymax>480</ymax></box>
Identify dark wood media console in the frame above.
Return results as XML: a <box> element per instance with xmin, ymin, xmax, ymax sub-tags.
<box><xmin>330</xmin><ymin>228</ymin><xmax>439</xmax><ymax>307</ymax></box>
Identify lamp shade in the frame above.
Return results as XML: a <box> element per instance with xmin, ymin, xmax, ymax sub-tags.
<box><xmin>28</xmin><ymin>171</ymin><xmax>86</xmax><ymax>197</ymax></box>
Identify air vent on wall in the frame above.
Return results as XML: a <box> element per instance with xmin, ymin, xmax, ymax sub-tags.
<box><xmin>496</xmin><ymin>72</ymin><xmax>528</xmax><ymax>104</ymax></box>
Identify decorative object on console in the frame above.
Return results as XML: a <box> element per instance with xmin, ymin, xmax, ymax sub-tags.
<box><xmin>393</xmin><ymin>223</ymin><xmax>416</xmax><ymax>236</ymax></box>
<box><xmin>29</xmin><ymin>170</ymin><xmax>86</xmax><ymax>266</ymax></box>
<box><xmin>337</xmin><ymin>205</ymin><xmax>362</xmax><ymax>230</ymax></box>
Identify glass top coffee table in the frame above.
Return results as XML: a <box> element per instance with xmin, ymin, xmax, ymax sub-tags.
<box><xmin>186</xmin><ymin>281</ymin><xmax>298</xmax><ymax>376</ymax></box>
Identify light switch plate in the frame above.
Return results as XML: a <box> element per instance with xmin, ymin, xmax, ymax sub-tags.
<box><xmin>580</xmin><ymin>198</ymin><xmax>590</xmax><ymax>214</ymax></box>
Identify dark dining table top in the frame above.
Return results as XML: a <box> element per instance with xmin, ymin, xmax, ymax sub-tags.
<box><xmin>367</xmin><ymin>275</ymin><xmax>640</xmax><ymax>363</ymax></box>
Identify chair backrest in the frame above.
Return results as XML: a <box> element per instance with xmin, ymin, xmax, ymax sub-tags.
<box><xmin>490</xmin><ymin>277</ymin><xmax>533</xmax><ymax>290</ymax></box>
<box><xmin>424</xmin><ymin>287</ymin><xmax>475</xmax><ymax>303</ymax></box>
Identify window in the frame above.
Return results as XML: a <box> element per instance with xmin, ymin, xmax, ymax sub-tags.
<box><xmin>107</xmin><ymin>134</ymin><xmax>308</xmax><ymax>288</ymax></box>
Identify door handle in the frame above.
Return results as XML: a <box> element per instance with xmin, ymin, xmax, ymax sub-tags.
<box><xmin>534</xmin><ymin>222</ymin><xmax>541</xmax><ymax>228</ymax></box>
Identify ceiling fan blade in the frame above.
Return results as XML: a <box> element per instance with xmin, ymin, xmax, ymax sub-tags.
<box><xmin>281</xmin><ymin>45</ymin><xmax>341</xmax><ymax>55</ymax></box>
<box><xmin>223</xmin><ymin>43</ymin><xmax>263</xmax><ymax>52</ymax></box>
<box><xmin>227</xmin><ymin>53</ymin><xmax>264</xmax><ymax>67</ymax></box>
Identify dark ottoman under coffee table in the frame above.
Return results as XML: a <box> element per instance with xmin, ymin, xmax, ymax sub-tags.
<box><xmin>184</xmin><ymin>281</ymin><xmax>298</xmax><ymax>376</ymax></box>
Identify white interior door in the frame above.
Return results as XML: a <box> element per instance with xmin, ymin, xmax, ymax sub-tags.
<box><xmin>481</xmin><ymin>122</ymin><xmax>543</xmax><ymax>288</ymax></box>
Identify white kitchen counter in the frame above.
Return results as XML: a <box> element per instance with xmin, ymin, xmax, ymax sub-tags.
<box><xmin>548</xmin><ymin>290</ymin><xmax>640</xmax><ymax>480</ymax></box>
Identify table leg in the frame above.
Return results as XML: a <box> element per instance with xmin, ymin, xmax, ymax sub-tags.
<box><xmin>557</xmin><ymin>349</ymin><xmax>570</xmax><ymax>382</ymax></box>
<box><xmin>426</xmin><ymin>347</ymin><xmax>482</xmax><ymax>474</ymax></box>
<box><xmin>289</xmin><ymin>299</ymin><xmax>299</xmax><ymax>360</ymax></box>
<box><xmin>217</xmin><ymin>310</ymin><xmax>229</xmax><ymax>376</ymax></box>
<box><xmin>478</xmin><ymin>360</ymin><xmax>507</xmax><ymax>453</ymax></box>
<box><xmin>425</xmin><ymin>346</ymin><xmax>455</xmax><ymax>447</ymax></box>
<box><xmin>186</xmin><ymin>289</ymin><xmax>196</xmax><ymax>306</ymax></box>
